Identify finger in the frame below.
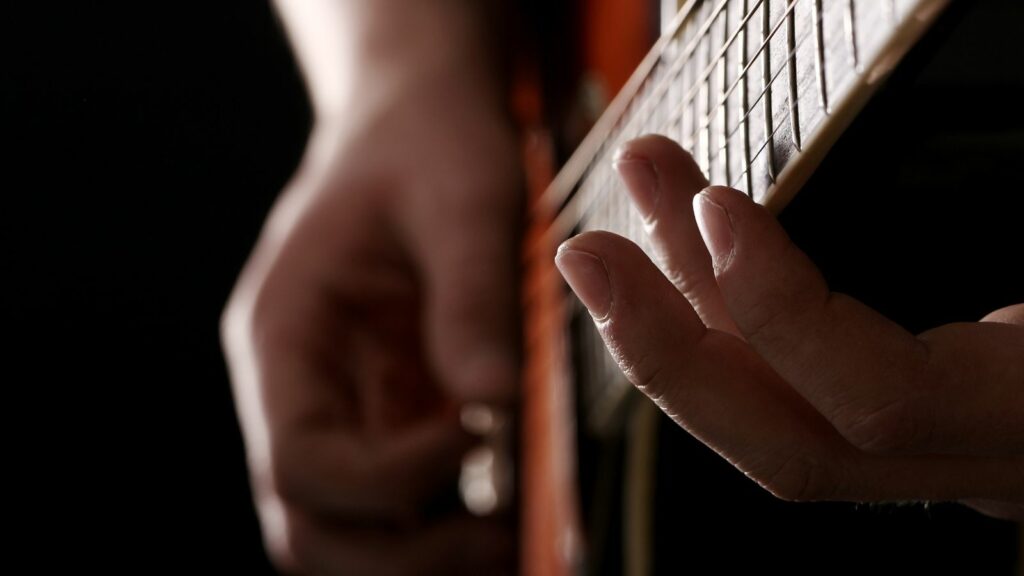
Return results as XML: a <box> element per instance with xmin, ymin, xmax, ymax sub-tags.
<box><xmin>268</xmin><ymin>416</ymin><xmax>476</xmax><ymax>522</ymax></box>
<box><xmin>614</xmin><ymin>135</ymin><xmax>739</xmax><ymax>335</ymax></box>
<box><xmin>405</xmin><ymin>184</ymin><xmax>523</xmax><ymax>405</ymax></box>
<box><xmin>555</xmin><ymin>231</ymin><xmax>1024</xmax><ymax>503</ymax></box>
<box><xmin>273</xmin><ymin>511</ymin><xmax>514</xmax><ymax>576</ymax></box>
<box><xmin>961</xmin><ymin>499</ymin><xmax>1024</xmax><ymax>522</ymax></box>
<box><xmin>980</xmin><ymin>302</ymin><xmax>1024</xmax><ymax>325</ymax></box>
<box><xmin>555</xmin><ymin>230</ymin><xmax>850</xmax><ymax>501</ymax></box>
<box><xmin>693</xmin><ymin>185</ymin><xmax>1024</xmax><ymax>455</ymax></box>
<box><xmin>226</xmin><ymin>244</ymin><xmax>469</xmax><ymax>520</ymax></box>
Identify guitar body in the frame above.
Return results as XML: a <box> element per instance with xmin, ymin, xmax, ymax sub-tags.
<box><xmin>519</xmin><ymin>1</ymin><xmax>1024</xmax><ymax>574</ymax></box>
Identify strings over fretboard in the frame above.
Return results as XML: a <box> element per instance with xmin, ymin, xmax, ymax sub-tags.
<box><xmin>545</xmin><ymin>0</ymin><xmax>949</xmax><ymax>431</ymax></box>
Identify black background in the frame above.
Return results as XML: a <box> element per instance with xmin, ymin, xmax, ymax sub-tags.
<box><xmin>5</xmin><ymin>2</ymin><xmax>302</xmax><ymax>572</ymax></box>
<box><xmin>4</xmin><ymin>1</ymin><xmax>1021</xmax><ymax>574</ymax></box>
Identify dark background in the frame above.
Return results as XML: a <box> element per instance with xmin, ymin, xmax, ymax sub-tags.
<box><xmin>5</xmin><ymin>2</ymin><xmax>302</xmax><ymax>572</ymax></box>
<box><xmin>3</xmin><ymin>0</ymin><xmax>1021</xmax><ymax>574</ymax></box>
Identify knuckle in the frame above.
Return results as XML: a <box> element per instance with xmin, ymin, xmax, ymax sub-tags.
<box><xmin>622</xmin><ymin>348</ymin><xmax>671</xmax><ymax>401</ymax></box>
<box><xmin>740</xmin><ymin>293</ymin><xmax>797</xmax><ymax>351</ymax></box>
<box><xmin>833</xmin><ymin>398</ymin><xmax>928</xmax><ymax>455</ymax></box>
<box><xmin>268</xmin><ymin>436</ymin><xmax>329</xmax><ymax>507</ymax></box>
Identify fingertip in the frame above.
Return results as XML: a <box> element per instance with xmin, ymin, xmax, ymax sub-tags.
<box><xmin>613</xmin><ymin>133</ymin><xmax>688</xmax><ymax>163</ymax></box>
<box><xmin>693</xmin><ymin>191</ymin><xmax>736</xmax><ymax>274</ymax></box>
<box><xmin>555</xmin><ymin>243</ymin><xmax>612</xmax><ymax>320</ymax></box>
<box><xmin>699</xmin><ymin>184</ymin><xmax>754</xmax><ymax>209</ymax></box>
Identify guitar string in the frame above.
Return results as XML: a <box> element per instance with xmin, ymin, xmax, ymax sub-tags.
<box><xmin>581</xmin><ymin>0</ymin><xmax>794</xmax><ymax>235</ymax></box>
<box><xmin>636</xmin><ymin>0</ymin><xmax>816</xmax><ymax>170</ymax></box>
<box><xmin>556</xmin><ymin>0</ymin><xmax>796</xmax><ymax>237</ymax></box>
<box><xmin>583</xmin><ymin>28</ymin><xmax>808</xmax><ymax>238</ymax></box>
<box><xmin>577</xmin><ymin>0</ymin><xmax>811</xmax><ymax>223</ymax></box>
<box><xmin>575</xmin><ymin>13</ymin><xmax>823</xmax><ymax>235</ymax></box>
<box><xmin>610</xmin><ymin>0</ymin><xmax>785</xmax><ymax>167</ymax></box>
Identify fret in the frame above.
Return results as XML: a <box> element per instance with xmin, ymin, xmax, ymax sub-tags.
<box><xmin>785</xmin><ymin>5</ymin><xmax>801</xmax><ymax>150</ymax></box>
<box><xmin>760</xmin><ymin>0</ymin><xmax>777</xmax><ymax>184</ymax></box>
<box><xmin>658</xmin><ymin>46</ymin><xmax>674</xmax><ymax>137</ymax></box>
<box><xmin>680</xmin><ymin>44</ymin><xmax>697</xmax><ymax>151</ymax></box>
<box><xmin>600</xmin><ymin>166</ymin><xmax>612</xmax><ymax>233</ymax></box>
<box><xmin>844</xmin><ymin>0</ymin><xmax>859</xmax><ymax>71</ymax></box>
<box><xmin>793</xmin><ymin>0</ymin><xmax>827</xmax><ymax>153</ymax></box>
<box><xmin>855</xmin><ymin>0</ymin><xmax>908</xmax><ymax>82</ymax></box>
<box><xmin>821</xmin><ymin>0</ymin><xmax>855</xmax><ymax>103</ymax></box>
<box><xmin>665</xmin><ymin>35</ymin><xmax>683</xmax><ymax>154</ymax></box>
<box><xmin>737</xmin><ymin>0</ymin><xmax>754</xmax><ymax>195</ymax></box>
<box><xmin>811</xmin><ymin>0</ymin><xmax>829</xmax><ymax>113</ymax></box>
<box><xmin>698</xmin><ymin>1</ymin><xmax>713</xmax><ymax>176</ymax></box>
<box><xmin>724</xmin><ymin>0</ymin><xmax>746</xmax><ymax>190</ymax></box>
<box><xmin>716</xmin><ymin>6</ymin><xmax>731</xmax><ymax>185</ymax></box>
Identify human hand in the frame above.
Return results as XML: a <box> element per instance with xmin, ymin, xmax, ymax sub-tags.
<box><xmin>556</xmin><ymin>135</ymin><xmax>1024</xmax><ymax>520</ymax></box>
<box><xmin>220</xmin><ymin>3</ymin><xmax>522</xmax><ymax>573</ymax></box>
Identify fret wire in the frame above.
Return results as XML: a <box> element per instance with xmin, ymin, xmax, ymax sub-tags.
<box><xmin>619</xmin><ymin>0</ymin><xmax>733</xmax><ymax>153</ymax></box>
<box><xmin>786</xmin><ymin>4</ymin><xmax>802</xmax><ymax>151</ymax></box>
<box><xmin>665</xmin><ymin>0</ymin><xmax>801</xmax><ymax>139</ymax></box>
<box><xmin>612</xmin><ymin>0</ymin><xmax>798</xmax><ymax>168</ymax></box>
<box><xmin>812</xmin><ymin>0</ymin><xmax>829</xmax><ymax>113</ymax></box>
<box><xmin>739</xmin><ymin>0</ymin><xmax>754</xmax><ymax>196</ymax></box>
<box><xmin>615</xmin><ymin>0</ymin><xmax>764</xmax><ymax>163</ymax></box>
<box><xmin>730</xmin><ymin>102</ymin><xmax>790</xmax><ymax>189</ymax></box>
<box><xmin>699</xmin><ymin>3</ymin><xmax>713</xmax><ymax>175</ymax></box>
<box><xmin>682</xmin><ymin>48</ymin><xmax>695</xmax><ymax>150</ymax></box>
<box><xmin>575</xmin><ymin>0</ymin><xmax>826</xmax><ymax>230</ymax></box>
<box><xmin>729</xmin><ymin>112</ymin><xmax>782</xmax><ymax>190</ymax></box>
<box><xmin>579</xmin><ymin>19</ymin><xmax>818</xmax><ymax>232</ymax></box>
<box><xmin>689</xmin><ymin>16</ymin><xmax>817</xmax><ymax>183</ymax></box>
<box><xmin>677</xmin><ymin>0</ymin><xmax>821</xmax><ymax>159</ymax></box>
<box><xmin>687</xmin><ymin>0</ymin><xmax>771</xmax><ymax>113</ymax></box>
<box><xmin>717</xmin><ymin>7</ymin><xmax>731</xmax><ymax>185</ymax></box>
<box><xmin>761</xmin><ymin>0</ymin><xmax>776</xmax><ymax>183</ymax></box>
<box><xmin>845</xmin><ymin>0</ymin><xmax>859</xmax><ymax>70</ymax></box>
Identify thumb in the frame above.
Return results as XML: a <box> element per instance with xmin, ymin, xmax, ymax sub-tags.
<box><xmin>409</xmin><ymin>190</ymin><xmax>522</xmax><ymax>405</ymax></box>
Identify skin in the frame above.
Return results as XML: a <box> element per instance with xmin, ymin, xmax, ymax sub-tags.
<box><xmin>221</xmin><ymin>1</ymin><xmax>519</xmax><ymax>574</ymax></box>
<box><xmin>556</xmin><ymin>135</ymin><xmax>1024</xmax><ymax>520</ymax></box>
<box><xmin>222</xmin><ymin>2</ymin><xmax>1022</xmax><ymax>572</ymax></box>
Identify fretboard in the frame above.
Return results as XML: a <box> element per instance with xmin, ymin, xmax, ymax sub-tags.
<box><xmin>542</xmin><ymin>0</ymin><xmax>950</xmax><ymax>432</ymax></box>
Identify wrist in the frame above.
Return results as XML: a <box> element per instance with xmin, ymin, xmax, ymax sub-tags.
<box><xmin>275</xmin><ymin>0</ymin><xmax>506</xmax><ymax>120</ymax></box>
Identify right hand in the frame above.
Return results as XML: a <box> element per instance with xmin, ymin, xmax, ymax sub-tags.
<box><xmin>221</xmin><ymin>4</ymin><xmax>522</xmax><ymax>573</ymax></box>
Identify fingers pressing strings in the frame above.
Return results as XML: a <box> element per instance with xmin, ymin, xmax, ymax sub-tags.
<box><xmin>556</xmin><ymin>135</ymin><xmax>1024</xmax><ymax>505</ymax></box>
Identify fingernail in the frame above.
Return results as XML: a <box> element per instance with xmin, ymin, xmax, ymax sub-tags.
<box><xmin>555</xmin><ymin>247</ymin><xmax>611</xmax><ymax>320</ymax></box>
<box><xmin>694</xmin><ymin>192</ymin><xmax>734</xmax><ymax>273</ymax></box>
<box><xmin>614</xmin><ymin>155</ymin><xmax>659</xmax><ymax>220</ymax></box>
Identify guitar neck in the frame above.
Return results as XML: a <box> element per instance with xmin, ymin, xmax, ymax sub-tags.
<box><xmin>537</xmin><ymin>0</ymin><xmax>949</xmax><ymax>244</ymax></box>
<box><xmin>519</xmin><ymin>2</ymin><xmax>951</xmax><ymax>575</ymax></box>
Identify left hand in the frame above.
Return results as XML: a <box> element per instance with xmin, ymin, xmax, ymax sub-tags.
<box><xmin>555</xmin><ymin>135</ymin><xmax>1024</xmax><ymax>520</ymax></box>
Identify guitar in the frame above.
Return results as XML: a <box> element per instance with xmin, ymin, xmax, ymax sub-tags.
<box><xmin>511</xmin><ymin>0</ymin><xmax>1021</xmax><ymax>574</ymax></box>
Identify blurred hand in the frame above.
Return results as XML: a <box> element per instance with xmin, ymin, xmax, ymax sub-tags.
<box><xmin>222</xmin><ymin>2</ymin><xmax>522</xmax><ymax>573</ymax></box>
<box><xmin>557</xmin><ymin>135</ymin><xmax>1024</xmax><ymax>520</ymax></box>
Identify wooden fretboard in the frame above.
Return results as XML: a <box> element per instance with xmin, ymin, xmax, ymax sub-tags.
<box><xmin>539</xmin><ymin>0</ymin><xmax>950</xmax><ymax>433</ymax></box>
